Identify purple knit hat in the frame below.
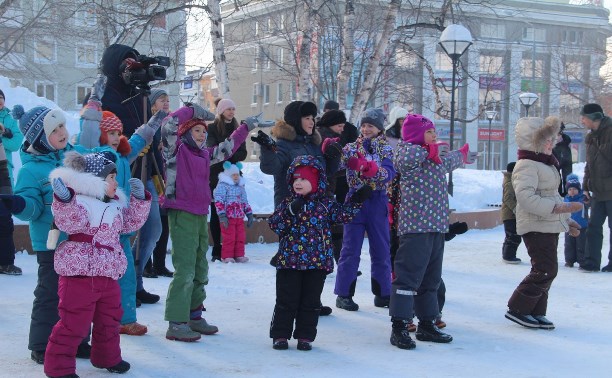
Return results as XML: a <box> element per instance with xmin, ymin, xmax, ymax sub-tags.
<box><xmin>401</xmin><ymin>114</ymin><xmax>435</xmax><ymax>145</ymax></box>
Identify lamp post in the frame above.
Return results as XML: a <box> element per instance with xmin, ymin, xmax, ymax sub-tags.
<box><xmin>485</xmin><ymin>110</ymin><xmax>498</xmax><ymax>171</ymax></box>
<box><xmin>439</xmin><ymin>24</ymin><xmax>473</xmax><ymax>195</ymax></box>
<box><xmin>518</xmin><ymin>92</ymin><xmax>539</xmax><ymax>117</ymax></box>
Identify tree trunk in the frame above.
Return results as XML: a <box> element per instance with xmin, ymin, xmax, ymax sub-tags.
<box><xmin>208</xmin><ymin>0</ymin><xmax>230</xmax><ymax>98</ymax></box>
<box><xmin>297</xmin><ymin>0</ymin><xmax>314</xmax><ymax>101</ymax></box>
<box><xmin>337</xmin><ymin>0</ymin><xmax>355</xmax><ymax>113</ymax></box>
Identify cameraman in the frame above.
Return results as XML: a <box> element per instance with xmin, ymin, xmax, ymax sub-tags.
<box><xmin>100</xmin><ymin>43</ymin><xmax>163</xmax><ymax>305</ymax></box>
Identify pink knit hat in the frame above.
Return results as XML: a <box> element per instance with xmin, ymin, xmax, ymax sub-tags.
<box><xmin>401</xmin><ymin>114</ymin><xmax>435</xmax><ymax>145</ymax></box>
<box><xmin>216</xmin><ymin>98</ymin><xmax>236</xmax><ymax>115</ymax></box>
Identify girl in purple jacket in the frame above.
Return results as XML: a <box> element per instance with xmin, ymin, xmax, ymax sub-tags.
<box><xmin>161</xmin><ymin>105</ymin><xmax>253</xmax><ymax>342</ymax></box>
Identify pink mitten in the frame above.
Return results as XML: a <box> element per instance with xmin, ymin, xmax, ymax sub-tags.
<box><xmin>322</xmin><ymin>137</ymin><xmax>340</xmax><ymax>154</ymax></box>
<box><xmin>424</xmin><ymin>144</ymin><xmax>442</xmax><ymax>164</ymax></box>
<box><xmin>347</xmin><ymin>152</ymin><xmax>368</xmax><ymax>172</ymax></box>
<box><xmin>361</xmin><ymin>160</ymin><xmax>379</xmax><ymax>178</ymax></box>
<box><xmin>458</xmin><ymin>143</ymin><xmax>477</xmax><ymax>164</ymax></box>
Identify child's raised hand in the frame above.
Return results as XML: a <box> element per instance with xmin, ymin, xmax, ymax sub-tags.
<box><xmin>147</xmin><ymin>110</ymin><xmax>168</xmax><ymax>133</ymax></box>
<box><xmin>128</xmin><ymin>178</ymin><xmax>146</xmax><ymax>200</ymax></box>
<box><xmin>459</xmin><ymin>143</ymin><xmax>478</xmax><ymax>164</ymax></box>
<box><xmin>347</xmin><ymin>152</ymin><xmax>368</xmax><ymax>171</ymax></box>
<box><xmin>52</xmin><ymin>177</ymin><xmax>72</xmax><ymax>203</ymax></box>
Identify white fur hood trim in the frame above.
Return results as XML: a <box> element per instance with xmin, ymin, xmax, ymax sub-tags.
<box><xmin>49</xmin><ymin>167</ymin><xmax>127</xmax><ymax>206</ymax></box>
<box><xmin>218</xmin><ymin>171</ymin><xmax>245</xmax><ymax>187</ymax></box>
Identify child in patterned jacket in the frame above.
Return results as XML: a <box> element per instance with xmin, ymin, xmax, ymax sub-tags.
<box><xmin>44</xmin><ymin>151</ymin><xmax>151</xmax><ymax>378</ymax></box>
<box><xmin>213</xmin><ymin>161</ymin><xmax>254</xmax><ymax>263</ymax></box>
<box><xmin>268</xmin><ymin>155</ymin><xmax>371</xmax><ymax>351</ymax></box>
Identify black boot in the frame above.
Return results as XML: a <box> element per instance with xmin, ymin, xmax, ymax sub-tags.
<box><xmin>320</xmin><ymin>305</ymin><xmax>333</xmax><ymax>316</ymax></box>
<box><xmin>390</xmin><ymin>319</ymin><xmax>416</xmax><ymax>350</ymax></box>
<box><xmin>75</xmin><ymin>343</ymin><xmax>91</xmax><ymax>359</ymax></box>
<box><xmin>136</xmin><ymin>289</ymin><xmax>160</xmax><ymax>304</ymax></box>
<box><xmin>31</xmin><ymin>350</ymin><xmax>45</xmax><ymax>364</ymax></box>
<box><xmin>336</xmin><ymin>296</ymin><xmax>359</xmax><ymax>311</ymax></box>
<box><xmin>374</xmin><ymin>295</ymin><xmax>390</xmax><ymax>308</ymax></box>
<box><xmin>94</xmin><ymin>359</ymin><xmax>130</xmax><ymax>374</ymax></box>
<box><xmin>415</xmin><ymin>320</ymin><xmax>453</xmax><ymax>343</ymax></box>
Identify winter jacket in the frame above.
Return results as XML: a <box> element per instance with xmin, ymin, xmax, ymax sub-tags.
<box><xmin>564</xmin><ymin>192</ymin><xmax>588</xmax><ymax>229</ymax></box>
<box><xmin>13</xmin><ymin>143</ymin><xmax>87</xmax><ymax>251</ymax></box>
<box><xmin>343</xmin><ymin>134</ymin><xmax>395</xmax><ymax>193</ymax></box>
<box><xmin>208</xmin><ymin>120</ymin><xmax>248</xmax><ymax>192</ymax></box>
<box><xmin>501</xmin><ymin>171</ymin><xmax>517</xmax><ymax>221</ymax></box>
<box><xmin>268</xmin><ymin>155</ymin><xmax>362</xmax><ymax>273</ymax></box>
<box><xmin>512</xmin><ymin>117</ymin><xmax>569</xmax><ymax>235</ymax></box>
<box><xmin>161</xmin><ymin>116</ymin><xmax>249</xmax><ymax>215</ymax></box>
<box><xmin>49</xmin><ymin>167</ymin><xmax>150</xmax><ymax>280</ymax></box>
<box><xmin>0</xmin><ymin>107</ymin><xmax>24</xmax><ymax>185</ymax></box>
<box><xmin>393</xmin><ymin>141</ymin><xmax>463</xmax><ymax>235</ymax></box>
<box><xmin>260</xmin><ymin>120</ymin><xmax>326</xmax><ymax>207</ymax></box>
<box><xmin>213</xmin><ymin>173</ymin><xmax>252</xmax><ymax>219</ymax></box>
<box><xmin>583</xmin><ymin>116</ymin><xmax>612</xmax><ymax>201</ymax></box>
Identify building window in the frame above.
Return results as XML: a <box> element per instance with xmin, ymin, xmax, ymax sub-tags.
<box><xmin>2</xmin><ymin>36</ymin><xmax>25</xmax><ymax>53</ymax></box>
<box><xmin>478</xmin><ymin>88</ymin><xmax>503</xmax><ymax>120</ymax></box>
<box><xmin>255</xmin><ymin>21</ymin><xmax>259</xmax><ymax>36</ymax></box>
<box><xmin>276</xmin><ymin>83</ymin><xmax>283</xmax><ymax>103</ymax></box>
<box><xmin>521</xmin><ymin>58</ymin><xmax>544</xmax><ymax>78</ymax></box>
<box><xmin>278</xmin><ymin>48</ymin><xmax>284</xmax><ymax>67</ymax></box>
<box><xmin>9</xmin><ymin>78</ymin><xmax>22</xmax><ymax>87</ymax></box>
<box><xmin>75</xmin><ymin>5</ymin><xmax>96</xmax><ymax>26</ymax></box>
<box><xmin>34</xmin><ymin>40</ymin><xmax>56</xmax><ymax>63</ymax></box>
<box><xmin>480</xmin><ymin>24</ymin><xmax>505</xmax><ymax>40</ymax></box>
<box><xmin>252</xmin><ymin>83</ymin><xmax>259</xmax><ymax>104</ymax></box>
<box><xmin>76</xmin><ymin>44</ymin><xmax>97</xmax><ymax>66</ymax></box>
<box><xmin>152</xmin><ymin>14</ymin><xmax>167</xmax><ymax>30</ymax></box>
<box><xmin>396</xmin><ymin>50</ymin><xmax>418</xmax><ymax>70</ymax></box>
<box><xmin>290</xmin><ymin>82</ymin><xmax>297</xmax><ymax>101</ymax></box>
<box><xmin>36</xmin><ymin>82</ymin><xmax>56</xmax><ymax>101</ymax></box>
<box><xmin>562</xmin><ymin>30</ymin><xmax>583</xmax><ymax>45</ymax></box>
<box><xmin>76</xmin><ymin>85</ymin><xmax>91</xmax><ymax>107</ymax></box>
<box><xmin>565</xmin><ymin>61</ymin><xmax>584</xmax><ymax>79</ymax></box>
<box><xmin>479</xmin><ymin>55</ymin><xmax>504</xmax><ymax>75</ymax></box>
<box><xmin>263</xmin><ymin>84</ymin><xmax>270</xmax><ymax>104</ymax></box>
<box><xmin>265</xmin><ymin>55</ymin><xmax>271</xmax><ymax>70</ymax></box>
<box><xmin>522</xmin><ymin>27</ymin><xmax>546</xmax><ymax>42</ymax></box>
<box><xmin>435</xmin><ymin>51</ymin><xmax>452</xmax><ymax>71</ymax></box>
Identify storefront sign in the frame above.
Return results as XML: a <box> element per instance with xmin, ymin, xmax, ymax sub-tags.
<box><xmin>478</xmin><ymin>129</ymin><xmax>506</xmax><ymax>141</ymax></box>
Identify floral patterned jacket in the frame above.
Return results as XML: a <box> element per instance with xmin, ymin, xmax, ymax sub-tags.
<box><xmin>343</xmin><ymin>134</ymin><xmax>395</xmax><ymax>193</ymax></box>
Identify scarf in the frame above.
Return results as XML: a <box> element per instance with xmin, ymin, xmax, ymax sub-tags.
<box><xmin>517</xmin><ymin>149</ymin><xmax>560</xmax><ymax>169</ymax></box>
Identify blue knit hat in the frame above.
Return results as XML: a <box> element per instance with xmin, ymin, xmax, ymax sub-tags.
<box><xmin>360</xmin><ymin>108</ymin><xmax>386</xmax><ymax>131</ymax></box>
<box><xmin>566</xmin><ymin>173</ymin><xmax>581</xmax><ymax>191</ymax></box>
<box><xmin>12</xmin><ymin>105</ymin><xmax>66</xmax><ymax>154</ymax></box>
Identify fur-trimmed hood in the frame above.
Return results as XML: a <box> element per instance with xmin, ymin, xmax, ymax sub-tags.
<box><xmin>271</xmin><ymin>120</ymin><xmax>322</xmax><ymax>145</ymax></box>
<box><xmin>515</xmin><ymin>116</ymin><xmax>561</xmax><ymax>153</ymax></box>
<box><xmin>49</xmin><ymin>167</ymin><xmax>127</xmax><ymax>205</ymax></box>
<box><xmin>217</xmin><ymin>171</ymin><xmax>245</xmax><ymax>187</ymax></box>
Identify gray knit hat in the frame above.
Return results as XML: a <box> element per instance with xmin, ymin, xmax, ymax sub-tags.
<box><xmin>360</xmin><ymin>108</ymin><xmax>386</xmax><ymax>131</ymax></box>
<box><xmin>149</xmin><ymin>88</ymin><xmax>168</xmax><ymax>107</ymax></box>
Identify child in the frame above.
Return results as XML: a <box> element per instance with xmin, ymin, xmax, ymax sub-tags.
<box><xmin>389</xmin><ymin>114</ymin><xmax>477</xmax><ymax>350</ymax></box>
<box><xmin>43</xmin><ymin>152</ymin><xmax>150</xmax><ymax>378</ymax></box>
<box><xmin>268</xmin><ymin>155</ymin><xmax>370</xmax><ymax>351</ymax></box>
<box><xmin>161</xmin><ymin>104</ymin><xmax>253</xmax><ymax>342</ymax></box>
<box><xmin>501</xmin><ymin>162</ymin><xmax>522</xmax><ymax>264</ymax></box>
<box><xmin>0</xmin><ymin>126</ymin><xmax>21</xmax><ymax>275</ymax></box>
<box><xmin>0</xmin><ymin>89</ymin><xmax>24</xmax><ymax>187</ymax></box>
<box><xmin>93</xmin><ymin>109</ymin><xmax>166</xmax><ymax>335</ymax></box>
<box><xmin>505</xmin><ymin>116</ymin><xmax>582</xmax><ymax>330</ymax></box>
<box><xmin>563</xmin><ymin>173</ymin><xmax>589</xmax><ymax>268</ymax></box>
<box><xmin>334</xmin><ymin>108</ymin><xmax>395</xmax><ymax>311</ymax></box>
<box><xmin>213</xmin><ymin>161</ymin><xmax>254</xmax><ymax>263</ymax></box>
<box><xmin>1</xmin><ymin>105</ymin><xmax>93</xmax><ymax>364</ymax></box>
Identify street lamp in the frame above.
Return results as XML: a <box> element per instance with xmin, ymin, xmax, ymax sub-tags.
<box><xmin>518</xmin><ymin>92</ymin><xmax>539</xmax><ymax>117</ymax></box>
<box><xmin>485</xmin><ymin>110</ymin><xmax>498</xmax><ymax>171</ymax></box>
<box><xmin>439</xmin><ymin>23</ymin><xmax>473</xmax><ymax>195</ymax></box>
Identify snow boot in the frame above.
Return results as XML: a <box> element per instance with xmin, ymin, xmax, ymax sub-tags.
<box><xmin>336</xmin><ymin>296</ymin><xmax>359</xmax><ymax>311</ymax></box>
<box><xmin>601</xmin><ymin>264</ymin><xmax>612</xmax><ymax>272</ymax></box>
<box><xmin>390</xmin><ymin>319</ymin><xmax>416</xmax><ymax>350</ymax></box>
<box><xmin>188</xmin><ymin>318</ymin><xmax>219</xmax><ymax>335</ymax></box>
<box><xmin>297</xmin><ymin>339</ymin><xmax>312</xmax><ymax>351</ymax></box>
<box><xmin>119</xmin><ymin>322</ymin><xmax>148</xmax><ymax>336</ymax></box>
<box><xmin>75</xmin><ymin>343</ymin><xmax>91</xmax><ymax>359</ymax></box>
<box><xmin>136</xmin><ymin>289</ymin><xmax>160</xmax><ymax>304</ymax></box>
<box><xmin>94</xmin><ymin>359</ymin><xmax>130</xmax><ymax>374</ymax></box>
<box><xmin>374</xmin><ymin>295</ymin><xmax>390</xmax><ymax>308</ymax></box>
<box><xmin>31</xmin><ymin>350</ymin><xmax>45</xmax><ymax>364</ymax></box>
<box><xmin>320</xmin><ymin>305</ymin><xmax>333</xmax><ymax>316</ymax></box>
<box><xmin>532</xmin><ymin>315</ymin><xmax>555</xmax><ymax>330</ymax></box>
<box><xmin>415</xmin><ymin>320</ymin><xmax>453</xmax><ymax>343</ymax></box>
<box><xmin>0</xmin><ymin>264</ymin><xmax>22</xmax><ymax>275</ymax></box>
<box><xmin>504</xmin><ymin>310</ymin><xmax>540</xmax><ymax>328</ymax></box>
<box><xmin>166</xmin><ymin>322</ymin><xmax>201</xmax><ymax>342</ymax></box>
<box><xmin>272</xmin><ymin>338</ymin><xmax>288</xmax><ymax>350</ymax></box>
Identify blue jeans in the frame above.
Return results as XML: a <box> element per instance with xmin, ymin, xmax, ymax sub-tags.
<box><xmin>132</xmin><ymin>179</ymin><xmax>162</xmax><ymax>292</ymax></box>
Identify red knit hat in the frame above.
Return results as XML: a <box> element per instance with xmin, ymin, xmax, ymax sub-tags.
<box><xmin>292</xmin><ymin>166</ymin><xmax>319</xmax><ymax>193</ymax></box>
<box><xmin>178</xmin><ymin>118</ymin><xmax>208</xmax><ymax>137</ymax></box>
<box><xmin>99</xmin><ymin>111</ymin><xmax>123</xmax><ymax>145</ymax></box>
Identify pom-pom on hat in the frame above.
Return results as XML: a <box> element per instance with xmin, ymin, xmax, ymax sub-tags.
<box><xmin>292</xmin><ymin>165</ymin><xmax>319</xmax><ymax>193</ymax></box>
<box><xmin>63</xmin><ymin>151</ymin><xmax>117</xmax><ymax>179</ymax></box>
<box><xmin>223</xmin><ymin>161</ymin><xmax>243</xmax><ymax>176</ymax></box>
<box><xmin>401</xmin><ymin>114</ymin><xmax>435</xmax><ymax>145</ymax></box>
<box><xmin>566</xmin><ymin>173</ymin><xmax>581</xmax><ymax>191</ymax></box>
<box><xmin>360</xmin><ymin>108</ymin><xmax>386</xmax><ymax>131</ymax></box>
<box><xmin>12</xmin><ymin>105</ymin><xmax>66</xmax><ymax>154</ymax></box>
<box><xmin>216</xmin><ymin>98</ymin><xmax>236</xmax><ymax>116</ymax></box>
<box><xmin>148</xmin><ymin>88</ymin><xmax>168</xmax><ymax>107</ymax></box>
<box><xmin>317</xmin><ymin>109</ymin><xmax>346</xmax><ymax>128</ymax></box>
<box><xmin>580</xmin><ymin>103</ymin><xmax>604</xmax><ymax>121</ymax></box>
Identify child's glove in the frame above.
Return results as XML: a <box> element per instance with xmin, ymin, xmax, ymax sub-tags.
<box><xmin>424</xmin><ymin>142</ymin><xmax>449</xmax><ymax>164</ymax></box>
<box><xmin>186</xmin><ymin>102</ymin><xmax>216</xmax><ymax>121</ymax></box>
<box><xmin>242</xmin><ymin>112</ymin><xmax>263</xmax><ymax>131</ymax></box>
<box><xmin>218</xmin><ymin>213</ymin><xmax>229</xmax><ymax>228</ymax></box>
<box><xmin>347</xmin><ymin>152</ymin><xmax>378</xmax><ymax>178</ymax></box>
<box><xmin>288</xmin><ymin>196</ymin><xmax>306</xmax><ymax>215</ymax></box>
<box><xmin>552</xmin><ymin>202</ymin><xmax>583</xmax><ymax>214</ymax></box>
<box><xmin>147</xmin><ymin>110</ymin><xmax>168</xmax><ymax>133</ymax></box>
<box><xmin>0</xmin><ymin>194</ymin><xmax>26</xmax><ymax>215</ymax></box>
<box><xmin>445</xmin><ymin>221</ymin><xmax>468</xmax><ymax>241</ymax></box>
<box><xmin>251</xmin><ymin>130</ymin><xmax>276</xmax><ymax>150</ymax></box>
<box><xmin>568</xmin><ymin>218</ymin><xmax>581</xmax><ymax>237</ymax></box>
<box><xmin>52</xmin><ymin>177</ymin><xmax>72</xmax><ymax>203</ymax></box>
<box><xmin>350</xmin><ymin>185</ymin><xmax>373</xmax><ymax>204</ymax></box>
<box><xmin>246</xmin><ymin>213</ymin><xmax>254</xmax><ymax>228</ymax></box>
<box><xmin>129</xmin><ymin>178</ymin><xmax>145</xmax><ymax>200</ymax></box>
<box><xmin>459</xmin><ymin>143</ymin><xmax>478</xmax><ymax>164</ymax></box>
<box><xmin>90</xmin><ymin>73</ymin><xmax>107</xmax><ymax>104</ymax></box>
<box><xmin>2</xmin><ymin>127</ymin><xmax>13</xmax><ymax>139</ymax></box>
<box><xmin>322</xmin><ymin>137</ymin><xmax>343</xmax><ymax>161</ymax></box>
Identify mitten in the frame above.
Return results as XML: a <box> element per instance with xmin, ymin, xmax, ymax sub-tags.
<box><xmin>346</xmin><ymin>152</ymin><xmax>368</xmax><ymax>172</ymax></box>
<box><xmin>218</xmin><ymin>138</ymin><xmax>235</xmax><ymax>158</ymax></box>
<box><xmin>322</xmin><ymin>137</ymin><xmax>342</xmax><ymax>160</ymax></box>
<box><xmin>448</xmin><ymin>221</ymin><xmax>468</xmax><ymax>235</ymax></box>
<box><xmin>424</xmin><ymin>143</ymin><xmax>445</xmax><ymax>164</ymax></box>
<box><xmin>360</xmin><ymin>160</ymin><xmax>379</xmax><ymax>179</ymax></box>
<box><xmin>459</xmin><ymin>143</ymin><xmax>478</xmax><ymax>164</ymax></box>
<box><xmin>2</xmin><ymin>127</ymin><xmax>13</xmax><ymax>139</ymax></box>
<box><xmin>129</xmin><ymin>178</ymin><xmax>145</xmax><ymax>200</ymax></box>
<box><xmin>218</xmin><ymin>213</ymin><xmax>229</xmax><ymax>228</ymax></box>
<box><xmin>288</xmin><ymin>196</ymin><xmax>305</xmax><ymax>215</ymax></box>
<box><xmin>79</xmin><ymin>105</ymin><xmax>103</xmax><ymax>149</ymax></box>
<box><xmin>52</xmin><ymin>177</ymin><xmax>72</xmax><ymax>202</ymax></box>
<box><xmin>350</xmin><ymin>185</ymin><xmax>373</xmax><ymax>204</ymax></box>
<box><xmin>250</xmin><ymin>130</ymin><xmax>276</xmax><ymax>150</ymax></box>
<box><xmin>0</xmin><ymin>194</ymin><xmax>26</xmax><ymax>215</ymax></box>
<box><xmin>552</xmin><ymin>202</ymin><xmax>583</xmax><ymax>214</ymax></box>
<box><xmin>568</xmin><ymin>218</ymin><xmax>581</xmax><ymax>237</ymax></box>
<box><xmin>147</xmin><ymin>110</ymin><xmax>168</xmax><ymax>133</ymax></box>
<box><xmin>242</xmin><ymin>112</ymin><xmax>263</xmax><ymax>131</ymax></box>
<box><xmin>89</xmin><ymin>73</ymin><xmax>107</xmax><ymax>103</ymax></box>
<box><xmin>246</xmin><ymin>213</ymin><xmax>254</xmax><ymax>228</ymax></box>
<box><xmin>187</xmin><ymin>102</ymin><xmax>216</xmax><ymax>121</ymax></box>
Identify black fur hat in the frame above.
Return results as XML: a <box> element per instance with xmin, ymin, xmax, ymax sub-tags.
<box><xmin>580</xmin><ymin>103</ymin><xmax>604</xmax><ymax>121</ymax></box>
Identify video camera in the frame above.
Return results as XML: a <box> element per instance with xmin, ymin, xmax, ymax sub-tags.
<box><xmin>121</xmin><ymin>54</ymin><xmax>171</xmax><ymax>89</ymax></box>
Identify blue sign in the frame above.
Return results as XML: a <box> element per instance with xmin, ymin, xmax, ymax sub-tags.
<box><xmin>183</xmin><ymin>76</ymin><xmax>193</xmax><ymax>90</ymax></box>
<box><xmin>436</xmin><ymin>125</ymin><xmax>463</xmax><ymax>139</ymax></box>
<box><xmin>564</xmin><ymin>131</ymin><xmax>584</xmax><ymax>143</ymax></box>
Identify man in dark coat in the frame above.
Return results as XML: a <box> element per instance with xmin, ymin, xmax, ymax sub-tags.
<box><xmin>552</xmin><ymin>123</ymin><xmax>573</xmax><ymax>196</ymax></box>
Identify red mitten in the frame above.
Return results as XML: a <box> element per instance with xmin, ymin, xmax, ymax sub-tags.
<box><xmin>361</xmin><ymin>160</ymin><xmax>379</xmax><ymax>178</ymax></box>
<box><xmin>322</xmin><ymin>137</ymin><xmax>340</xmax><ymax>154</ymax></box>
<box><xmin>347</xmin><ymin>152</ymin><xmax>368</xmax><ymax>171</ymax></box>
<box><xmin>458</xmin><ymin>143</ymin><xmax>477</xmax><ymax>164</ymax></box>
<box><xmin>424</xmin><ymin>143</ymin><xmax>442</xmax><ymax>164</ymax></box>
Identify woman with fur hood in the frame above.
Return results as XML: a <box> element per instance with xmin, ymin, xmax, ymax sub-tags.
<box><xmin>505</xmin><ymin>116</ymin><xmax>582</xmax><ymax>331</ymax></box>
<box><xmin>44</xmin><ymin>151</ymin><xmax>151</xmax><ymax>378</ymax></box>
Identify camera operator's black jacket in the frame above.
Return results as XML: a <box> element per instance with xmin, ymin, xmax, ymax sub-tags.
<box><xmin>100</xmin><ymin>44</ymin><xmax>163</xmax><ymax>184</ymax></box>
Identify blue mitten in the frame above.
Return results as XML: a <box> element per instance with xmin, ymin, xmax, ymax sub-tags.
<box><xmin>129</xmin><ymin>178</ymin><xmax>145</xmax><ymax>200</ymax></box>
<box><xmin>52</xmin><ymin>177</ymin><xmax>72</xmax><ymax>202</ymax></box>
